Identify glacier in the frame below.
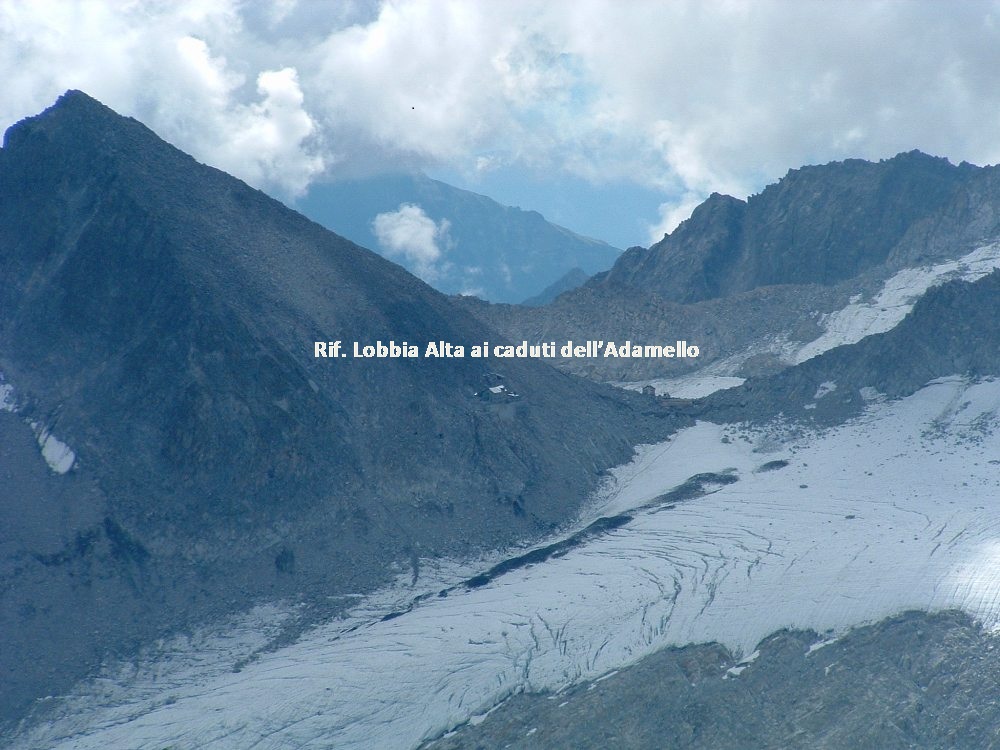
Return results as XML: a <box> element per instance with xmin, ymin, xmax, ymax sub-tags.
<box><xmin>12</xmin><ymin>376</ymin><xmax>1000</xmax><ymax>750</ymax></box>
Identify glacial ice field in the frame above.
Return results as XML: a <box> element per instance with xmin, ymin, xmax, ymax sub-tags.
<box><xmin>13</xmin><ymin>375</ymin><xmax>1000</xmax><ymax>750</ymax></box>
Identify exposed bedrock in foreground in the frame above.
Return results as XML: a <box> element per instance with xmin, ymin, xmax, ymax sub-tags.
<box><xmin>429</xmin><ymin>610</ymin><xmax>1000</xmax><ymax>750</ymax></box>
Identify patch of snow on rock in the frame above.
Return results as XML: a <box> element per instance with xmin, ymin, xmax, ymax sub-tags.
<box><xmin>0</xmin><ymin>378</ymin><xmax>75</xmax><ymax>473</ymax></box>
<box><xmin>793</xmin><ymin>242</ymin><xmax>1000</xmax><ymax>364</ymax></box>
<box><xmin>813</xmin><ymin>381</ymin><xmax>837</xmax><ymax>399</ymax></box>
<box><xmin>0</xmin><ymin>384</ymin><xmax>15</xmax><ymax>412</ymax></box>
<box><xmin>30</xmin><ymin>421</ymin><xmax>76</xmax><ymax>474</ymax></box>
<box><xmin>615</xmin><ymin>374</ymin><xmax>746</xmax><ymax>399</ymax></box>
<box><xmin>806</xmin><ymin>637</ymin><xmax>839</xmax><ymax>655</ymax></box>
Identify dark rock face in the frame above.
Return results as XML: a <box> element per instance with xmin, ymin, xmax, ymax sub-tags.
<box><xmin>0</xmin><ymin>91</ymin><xmax>667</xmax><ymax>722</ymax></box>
<box><xmin>427</xmin><ymin>611</ymin><xmax>1000</xmax><ymax>750</ymax></box>
<box><xmin>596</xmin><ymin>151</ymin><xmax>984</xmax><ymax>303</ymax></box>
<box><xmin>602</xmin><ymin>193</ymin><xmax>747</xmax><ymax>303</ymax></box>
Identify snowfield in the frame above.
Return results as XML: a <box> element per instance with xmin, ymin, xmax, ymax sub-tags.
<box><xmin>0</xmin><ymin>377</ymin><xmax>76</xmax><ymax>473</ymax></box>
<box><xmin>791</xmin><ymin>242</ymin><xmax>1000</xmax><ymax>363</ymax></box>
<box><xmin>13</xmin><ymin>376</ymin><xmax>1000</xmax><ymax>750</ymax></box>
<box><xmin>30</xmin><ymin>421</ymin><xmax>76</xmax><ymax>474</ymax></box>
<box><xmin>617</xmin><ymin>242</ymin><xmax>1000</xmax><ymax>400</ymax></box>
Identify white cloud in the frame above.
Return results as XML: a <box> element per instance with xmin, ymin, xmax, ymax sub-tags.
<box><xmin>372</xmin><ymin>203</ymin><xmax>452</xmax><ymax>280</ymax></box>
<box><xmin>0</xmin><ymin>0</ymin><xmax>322</xmax><ymax>196</ymax></box>
<box><xmin>648</xmin><ymin>193</ymin><xmax>706</xmax><ymax>244</ymax></box>
<box><xmin>5</xmin><ymin>1</ymin><xmax>1000</xmax><ymax>239</ymax></box>
<box><xmin>153</xmin><ymin>38</ymin><xmax>324</xmax><ymax>196</ymax></box>
<box><xmin>475</xmin><ymin>155</ymin><xmax>503</xmax><ymax>174</ymax></box>
<box><xmin>215</xmin><ymin>66</ymin><xmax>325</xmax><ymax>195</ymax></box>
<box><xmin>289</xmin><ymin>0</ymin><xmax>1000</xmax><ymax>226</ymax></box>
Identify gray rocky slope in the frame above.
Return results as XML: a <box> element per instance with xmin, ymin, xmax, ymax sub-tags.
<box><xmin>0</xmin><ymin>91</ymin><xmax>671</xmax><ymax>725</ymax></box>
<box><xmin>427</xmin><ymin>611</ymin><xmax>1000</xmax><ymax>750</ymax></box>
<box><xmin>703</xmin><ymin>268</ymin><xmax>1000</xmax><ymax>426</ymax></box>
<box><xmin>461</xmin><ymin>150</ymin><xmax>1000</xmax><ymax>382</ymax></box>
<box><xmin>600</xmin><ymin>151</ymin><xmax>981</xmax><ymax>302</ymax></box>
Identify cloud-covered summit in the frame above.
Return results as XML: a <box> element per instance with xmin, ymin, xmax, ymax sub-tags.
<box><xmin>6</xmin><ymin>1</ymin><xmax>1000</xmax><ymax>241</ymax></box>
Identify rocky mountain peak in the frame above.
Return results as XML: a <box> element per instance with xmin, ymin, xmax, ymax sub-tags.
<box><xmin>0</xmin><ymin>91</ymin><xmax>665</xmax><ymax>720</ymax></box>
<box><xmin>591</xmin><ymin>150</ymin><xmax>992</xmax><ymax>304</ymax></box>
<box><xmin>5</xmin><ymin>89</ymin><xmax>145</xmax><ymax>154</ymax></box>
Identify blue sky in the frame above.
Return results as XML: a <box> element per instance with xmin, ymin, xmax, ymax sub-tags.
<box><xmin>6</xmin><ymin>1</ymin><xmax>1000</xmax><ymax>249</ymax></box>
<box><xmin>428</xmin><ymin>165</ymin><xmax>667</xmax><ymax>249</ymax></box>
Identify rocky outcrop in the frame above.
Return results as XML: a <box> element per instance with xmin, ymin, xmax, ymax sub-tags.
<box><xmin>596</xmin><ymin>151</ymin><xmax>988</xmax><ymax>303</ymax></box>
<box><xmin>427</xmin><ymin>611</ymin><xmax>1000</xmax><ymax>750</ymax></box>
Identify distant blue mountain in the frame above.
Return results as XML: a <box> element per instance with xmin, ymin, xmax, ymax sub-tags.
<box><xmin>295</xmin><ymin>173</ymin><xmax>620</xmax><ymax>303</ymax></box>
<box><xmin>521</xmin><ymin>267</ymin><xmax>590</xmax><ymax>306</ymax></box>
